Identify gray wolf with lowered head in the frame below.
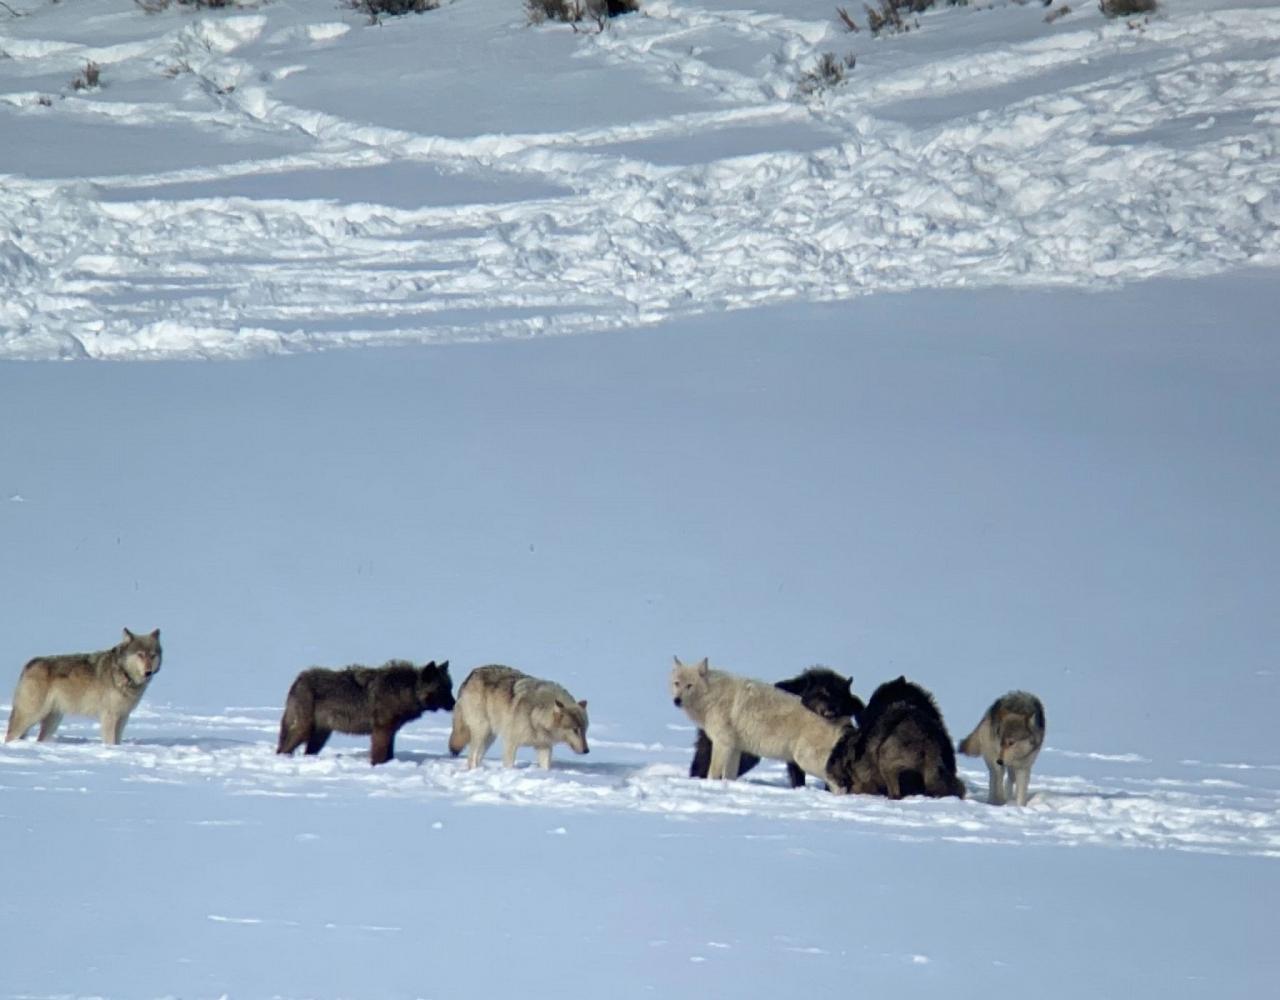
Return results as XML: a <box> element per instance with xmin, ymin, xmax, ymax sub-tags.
<box><xmin>6</xmin><ymin>628</ymin><xmax>163</xmax><ymax>745</ymax></box>
<box><xmin>448</xmin><ymin>665</ymin><xmax>589</xmax><ymax>769</ymax></box>
<box><xmin>671</xmin><ymin>657</ymin><xmax>846</xmax><ymax>785</ymax></box>
<box><xmin>826</xmin><ymin>676</ymin><xmax>965</xmax><ymax>800</ymax></box>
<box><xmin>277</xmin><ymin>660</ymin><xmax>455</xmax><ymax>766</ymax></box>
<box><xmin>959</xmin><ymin>691</ymin><xmax>1045</xmax><ymax>806</ymax></box>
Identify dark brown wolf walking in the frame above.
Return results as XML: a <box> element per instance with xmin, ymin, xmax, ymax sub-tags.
<box><xmin>277</xmin><ymin>660</ymin><xmax>454</xmax><ymax>765</ymax></box>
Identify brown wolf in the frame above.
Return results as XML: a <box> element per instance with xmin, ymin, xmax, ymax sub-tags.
<box><xmin>959</xmin><ymin>691</ymin><xmax>1046</xmax><ymax>806</ymax></box>
<box><xmin>826</xmin><ymin>676</ymin><xmax>965</xmax><ymax>799</ymax></box>
<box><xmin>5</xmin><ymin>628</ymin><xmax>163</xmax><ymax>746</ymax></box>
<box><xmin>277</xmin><ymin>660</ymin><xmax>454</xmax><ymax>765</ymax></box>
<box><xmin>689</xmin><ymin>666</ymin><xmax>863</xmax><ymax>787</ymax></box>
<box><xmin>447</xmin><ymin>665</ymin><xmax>589</xmax><ymax>769</ymax></box>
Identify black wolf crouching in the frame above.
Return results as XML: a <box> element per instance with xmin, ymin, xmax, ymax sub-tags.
<box><xmin>690</xmin><ymin>666</ymin><xmax>863</xmax><ymax>787</ymax></box>
<box><xmin>277</xmin><ymin>660</ymin><xmax>455</xmax><ymax>765</ymax></box>
<box><xmin>825</xmin><ymin>675</ymin><xmax>965</xmax><ymax>800</ymax></box>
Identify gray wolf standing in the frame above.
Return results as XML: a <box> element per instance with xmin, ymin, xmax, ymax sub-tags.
<box><xmin>689</xmin><ymin>666</ymin><xmax>864</xmax><ymax>787</ymax></box>
<box><xmin>277</xmin><ymin>660</ymin><xmax>454</xmax><ymax>765</ymax></box>
<box><xmin>5</xmin><ymin>628</ymin><xmax>163</xmax><ymax>745</ymax></box>
<box><xmin>671</xmin><ymin>657</ymin><xmax>846</xmax><ymax>785</ymax></box>
<box><xmin>826</xmin><ymin>676</ymin><xmax>965</xmax><ymax>799</ymax></box>
<box><xmin>448</xmin><ymin>665</ymin><xmax>589</xmax><ymax>769</ymax></box>
<box><xmin>958</xmin><ymin>691</ymin><xmax>1046</xmax><ymax>806</ymax></box>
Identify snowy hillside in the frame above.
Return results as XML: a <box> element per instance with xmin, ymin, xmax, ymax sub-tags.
<box><xmin>1</xmin><ymin>0</ymin><xmax>1278</xmax><ymax>358</ymax></box>
<box><xmin>2</xmin><ymin>1</ymin><xmax>1279</xmax><ymax>998</ymax></box>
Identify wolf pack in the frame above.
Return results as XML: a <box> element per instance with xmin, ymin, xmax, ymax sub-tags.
<box><xmin>3</xmin><ymin>629</ymin><xmax>1047</xmax><ymax>806</ymax></box>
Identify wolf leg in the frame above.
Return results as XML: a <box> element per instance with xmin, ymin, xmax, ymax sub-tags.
<box><xmin>467</xmin><ymin>729</ymin><xmax>495</xmax><ymax>769</ymax></box>
<box><xmin>1004</xmin><ymin>767</ymin><xmax>1016</xmax><ymax>804</ymax></box>
<box><xmin>707</xmin><ymin>740</ymin><xmax>732</xmax><ymax>780</ymax></box>
<box><xmin>536</xmin><ymin>746</ymin><xmax>552</xmax><ymax>770</ymax></box>
<box><xmin>986</xmin><ymin>760</ymin><xmax>1005</xmax><ymax>805</ymax></box>
<box><xmin>1012</xmin><ymin>766</ymin><xmax>1031</xmax><ymax>807</ymax></box>
<box><xmin>501</xmin><ymin>738</ymin><xmax>520</xmax><ymax>768</ymax></box>
<box><xmin>37</xmin><ymin>711</ymin><xmax>64</xmax><ymax>742</ymax></box>
<box><xmin>689</xmin><ymin>730</ymin><xmax>713</xmax><ymax>778</ymax></box>
<box><xmin>305</xmin><ymin>728</ymin><xmax>332</xmax><ymax>755</ymax></box>
<box><xmin>98</xmin><ymin>712</ymin><xmax>121</xmax><ymax>746</ymax></box>
<box><xmin>785</xmin><ymin>762</ymin><xmax>807</xmax><ymax>788</ymax></box>
<box><xmin>884</xmin><ymin>770</ymin><xmax>903</xmax><ymax>800</ymax></box>
<box><xmin>370</xmin><ymin>726</ymin><xmax>394</xmax><ymax>766</ymax></box>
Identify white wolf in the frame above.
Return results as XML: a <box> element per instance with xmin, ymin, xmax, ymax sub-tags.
<box><xmin>670</xmin><ymin>657</ymin><xmax>845</xmax><ymax>784</ymax></box>
<box><xmin>958</xmin><ymin>691</ymin><xmax>1046</xmax><ymax>806</ymax></box>
<box><xmin>6</xmin><ymin>629</ymin><xmax>163</xmax><ymax>745</ymax></box>
<box><xmin>448</xmin><ymin>665</ymin><xmax>589</xmax><ymax>769</ymax></box>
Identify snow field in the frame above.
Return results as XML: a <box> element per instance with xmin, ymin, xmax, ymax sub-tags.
<box><xmin>2</xmin><ymin>0</ymin><xmax>1279</xmax><ymax>358</ymax></box>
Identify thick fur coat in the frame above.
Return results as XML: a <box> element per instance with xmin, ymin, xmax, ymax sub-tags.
<box><xmin>448</xmin><ymin>665</ymin><xmax>589</xmax><ymax>769</ymax></box>
<box><xmin>689</xmin><ymin>666</ymin><xmax>863</xmax><ymax>787</ymax></box>
<box><xmin>671</xmin><ymin>657</ymin><xmax>846</xmax><ymax>785</ymax></box>
<box><xmin>826</xmin><ymin>676</ymin><xmax>965</xmax><ymax>799</ymax></box>
<box><xmin>959</xmin><ymin>690</ymin><xmax>1046</xmax><ymax>806</ymax></box>
<box><xmin>277</xmin><ymin>659</ymin><xmax>455</xmax><ymax>765</ymax></box>
<box><xmin>6</xmin><ymin>628</ymin><xmax>163</xmax><ymax>745</ymax></box>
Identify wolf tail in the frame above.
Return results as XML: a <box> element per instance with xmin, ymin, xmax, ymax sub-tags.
<box><xmin>957</xmin><ymin>725</ymin><xmax>982</xmax><ymax>757</ymax></box>
<box><xmin>447</xmin><ymin>711</ymin><xmax>470</xmax><ymax>757</ymax></box>
<box><xmin>276</xmin><ymin>677</ymin><xmax>312</xmax><ymax>754</ymax></box>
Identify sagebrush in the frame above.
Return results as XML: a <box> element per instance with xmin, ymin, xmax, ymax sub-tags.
<box><xmin>345</xmin><ymin>0</ymin><xmax>439</xmax><ymax>21</ymax></box>
<box><xmin>1099</xmin><ymin>0</ymin><xmax>1156</xmax><ymax>15</ymax></box>
<box><xmin>71</xmin><ymin>60</ymin><xmax>100</xmax><ymax>91</ymax></box>
<box><xmin>526</xmin><ymin>0</ymin><xmax>639</xmax><ymax>27</ymax></box>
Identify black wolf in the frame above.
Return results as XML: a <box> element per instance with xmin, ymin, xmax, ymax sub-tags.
<box><xmin>826</xmin><ymin>676</ymin><xmax>965</xmax><ymax>799</ymax></box>
<box><xmin>277</xmin><ymin>660</ymin><xmax>454</xmax><ymax>765</ymax></box>
<box><xmin>689</xmin><ymin>666</ymin><xmax>863</xmax><ymax>787</ymax></box>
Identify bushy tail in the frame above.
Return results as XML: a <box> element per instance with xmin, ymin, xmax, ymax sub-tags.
<box><xmin>447</xmin><ymin>711</ymin><xmax>470</xmax><ymax>756</ymax></box>
<box><xmin>957</xmin><ymin>724</ymin><xmax>982</xmax><ymax>757</ymax></box>
<box><xmin>276</xmin><ymin>679</ymin><xmax>311</xmax><ymax>755</ymax></box>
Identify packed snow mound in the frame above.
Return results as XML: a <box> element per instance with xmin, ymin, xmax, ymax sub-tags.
<box><xmin>1</xmin><ymin>0</ymin><xmax>1276</xmax><ymax>360</ymax></box>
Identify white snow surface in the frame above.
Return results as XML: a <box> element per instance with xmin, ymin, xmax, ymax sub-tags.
<box><xmin>2</xmin><ymin>1</ymin><xmax>1279</xmax><ymax>997</ymax></box>
<box><xmin>3</xmin><ymin>276</ymin><xmax>1279</xmax><ymax>997</ymax></box>
<box><xmin>1</xmin><ymin>0</ymin><xmax>1278</xmax><ymax>358</ymax></box>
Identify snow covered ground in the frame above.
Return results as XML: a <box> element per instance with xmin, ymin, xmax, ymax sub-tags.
<box><xmin>2</xmin><ymin>0</ymin><xmax>1279</xmax><ymax>997</ymax></box>
<box><xmin>2</xmin><ymin>0</ymin><xmax>1279</xmax><ymax>357</ymax></box>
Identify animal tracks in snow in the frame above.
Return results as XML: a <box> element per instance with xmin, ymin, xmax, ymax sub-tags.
<box><xmin>1</xmin><ymin>1</ymin><xmax>1278</xmax><ymax>359</ymax></box>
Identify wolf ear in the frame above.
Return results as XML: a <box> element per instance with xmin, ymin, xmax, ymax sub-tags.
<box><xmin>578</xmin><ymin>699</ymin><xmax>587</xmax><ymax>710</ymax></box>
<box><xmin>673</xmin><ymin>655</ymin><xmax>684</xmax><ymax>668</ymax></box>
<box><xmin>695</xmin><ymin>658</ymin><xmax>709</xmax><ymax>676</ymax></box>
<box><xmin>439</xmin><ymin>660</ymin><xmax>449</xmax><ymax>673</ymax></box>
<box><xmin>122</xmin><ymin>628</ymin><xmax>135</xmax><ymax>642</ymax></box>
<box><xmin>845</xmin><ymin>677</ymin><xmax>854</xmax><ymax>690</ymax></box>
<box><xmin>150</xmin><ymin>628</ymin><xmax>160</xmax><ymax>640</ymax></box>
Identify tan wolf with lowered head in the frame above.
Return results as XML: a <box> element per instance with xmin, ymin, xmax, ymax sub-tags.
<box><xmin>958</xmin><ymin>690</ymin><xmax>1046</xmax><ymax>806</ymax></box>
<box><xmin>448</xmin><ymin>665</ymin><xmax>589</xmax><ymax>769</ymax></box>
<box><xmin>671</xmin><ymin>656</ymin><xmax>846</xmax><ymax>785</ymax></box>
<box><xmin>6</xmin><ymin>628</ymin><xmax>163</xmax><ymax>745</ymax></box>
